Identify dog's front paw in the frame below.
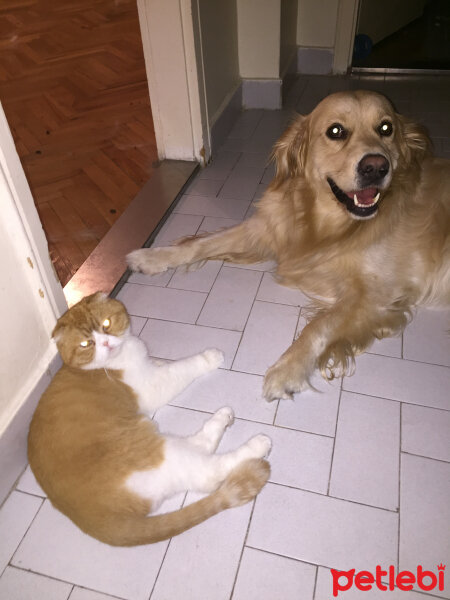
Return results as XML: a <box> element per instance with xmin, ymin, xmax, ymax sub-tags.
<box><xmin>127</xmin><ymin>247</ymin><xmax>172</xmax><ymax>275</ymax></box>
<box><xmin>263</xmin><ymin>357</ymin><xmax>307</xmax><ymax>402</ymax></box>
<box><xmin>202</xmin><ymin>348</ymin><xmax>225</xmax><ymax>370</ymax></box>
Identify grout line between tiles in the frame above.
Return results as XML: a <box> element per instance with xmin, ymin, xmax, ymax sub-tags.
<box><xmin>122</xmin><ymin>280</ymin><xmax>203</xmax><ymax>293</ymax></box>
<box><xmin>240</xmin><ymin>297</ymin><xmax>310</xmax><ymax>310</ymax></box>
<box><xmin>12</xmin><ymin>489</ymin><xmax>46</xmax><ymax>500</ymax></box>
<box><xmin>401</xmin><ymin>450</ymin><xmax>450</xmax><ymax>465</ymax></box>
<box><xmin>193</xmin><ymin>263</ymin><xmax>222</xmax><ymax>326</ymax></box>
<box><xmin>243</xmin><ymin>544</ymin><xmax>323</xmax><ymax>572</ymax></box>
<box><xmin>3</xmin><ymin>564</ymin><xmax>95</xmax><ymax>598</ymax></box>
<box><xmin>0</xmin><ymin>463</ymin><xmax>30</xmax><ymax>511</ymax></box>
<box><xmin>259</xmin><ymin>418</ymin><xmax>335</xmax><ymax>439</ymax></box>
<box><xmin>229</xmin><ymin>268</ymin><xmax>265</xmax><ymax>372</ymax></box>
<box><xmin>340</xmin><ymin>387</ymin><xmax>450</xmax><ymax>412</ymax></box>
<box><xmin>271</xmin><ymin>398</ymin><xmax>281</xmax><ymax>426</ymax></box>
<box><xmin>192</xmin><ymin>261</ymin><xmax>257</xmax><ymax>328</ymax></box>
<box><xmin>4</xmin><ymin>494</ymin><xmax>45</xmax><ymax>579</ymax></box>
<box><xmin>164</xmin><ymin>267</ymin><xmax>176</xmax><ymax>288</ymax></box>
<box><xmin>228</xmin><ymin>498</ymin><xmax>258</xmax><ymax>600</ymax></box>
<box><xmin>399</xmin><ymin>404</ymin><xmax>450</xmax><ymax>415</ymax></box>
<box><xmin>131</xmin><ymin>317</ymin><xmax>148</xmax><ymax>337</ymax></box>
<box><xmin>312</xmin><ymin>564</ymin><xmax>319</xmax><ymax>600</ymax></box>
<box><xmin>165</xmin><ymin>401</ymin><xmax>335</xmax><ymax>439</ymax></box>
<box><xmin>66</xmin><ymin>583</ymin><xmax>127</xmax><ymax>600</ymax></box>
<box><xmin>326</xmin><ymin>382</ymin><xmax>343</xmax><ymax>497</ymax></box>
<box><xmin>128</xmin><ymin>314</ymin><xmax>244</xmax><ymax>334</ymax></box>
<box><xmin>390</xmin><ymin>351</ymin><xmax>450</xmax><ymax>369</ymax></box>
<box><xmin>147</xmin><ymin>493</ymin><xmax>188</xmax><ymax>600</ymax></box>
<box><xmin>243</xmin><ymin>544</ymin><xmax>358</xmax><ymax>580</ymax></box>
<box><xmin>247</xmin><ymin>111</ymin><xmax>265</xmax><ymax>140</ymax></box>
<box><xmin>265</xmin><ymin>480</ymin><xmax>400</xmax><ymax>514</ymax></box>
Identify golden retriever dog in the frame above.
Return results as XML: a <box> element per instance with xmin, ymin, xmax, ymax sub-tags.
<box><xmin>127</xmin><ymin>90</ymin><xmax>450</xmax><ymax>401</ymax></box>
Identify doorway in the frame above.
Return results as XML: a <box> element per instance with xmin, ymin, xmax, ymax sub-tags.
<box><xmin>352</xmin><ymin>0</ymin><xmax>450</xmax><ymax>71</ymax></box>
<box><xmin>0</xmin><ymin>0</ymin><xmax>158</xmax><ymax>287</ymax></box>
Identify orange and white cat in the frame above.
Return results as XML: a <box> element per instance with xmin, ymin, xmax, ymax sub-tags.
<box><xmin>28</xmin><ymin>293</ymin><xmax>271</xmax><ymax>546</ymax></box>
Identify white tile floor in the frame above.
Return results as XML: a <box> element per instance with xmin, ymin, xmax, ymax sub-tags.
<box><xmin>1</xmin><ymin>74</ymin><xmax>450</xmax><ymax>600</ymax></box>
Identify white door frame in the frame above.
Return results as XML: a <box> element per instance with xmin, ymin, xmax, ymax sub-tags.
<box><xmin>0</xmin><ymin>0</ymin><xmax>207</xmax><ymax>325</ymax></box>
<box><xmin>0</xmin><ymin>104</ymin><xmax>67</xmax><ymax>319</ymax></box>
<box><xmin>0</xmin><ymin>102</ymin><xmax>64</xmax><ymax>435</ymax></box>
<box><xmin>136</xmin><ymin>0</ymin><xmax>209</xmax><ymax>162</ymax></box>
<box><xmin>333</xmin><ymin>0</ymin><xmax>360</xmax><ymax>74</ymax></box>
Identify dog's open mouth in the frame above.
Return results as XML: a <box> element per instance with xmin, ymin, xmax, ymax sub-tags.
<box><xmin>327</xmin><ymin>177</ymin><xmax>381</xmax><ymax>219</ymax></box>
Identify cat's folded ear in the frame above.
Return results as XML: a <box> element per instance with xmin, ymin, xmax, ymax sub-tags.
<box><xmin>51</xmin><ymin>292</ymin><xmax>107</xmax><ymax>338</ymax></box>
<box><xmin>52</xmin><ymin>322</ymin><xmax>64</xmax><ymax>340</ymax></box>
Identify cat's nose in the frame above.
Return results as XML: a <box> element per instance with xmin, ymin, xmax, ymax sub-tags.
<box><xmin>103</xmin><ymin>341</ymin><xmax>110</xmax><ymax>347</ymax></box>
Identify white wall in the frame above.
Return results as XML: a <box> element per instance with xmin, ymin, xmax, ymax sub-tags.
<box><xmin>237</xmin><ymin>0</ymin><xmax>281</xmax><ymax>79</ymax></box>
<box><xmin>0</xmin><ymin>104</ymin><xmax>65</xmax><ymax>438</ymax></box>
<box><xmin>280</xmin><ymin>0</ymin><xmax>298</xmax><ymax>75</ymax></box>
<box><xmin>297</xmin><ymin>0</ymin><xmax>339</xmax><ymax>48</ymax></box>
<box><xmin>198</xmin><ymin>0</ymin><xmax>240</xmax><ymax>125</ymax></box>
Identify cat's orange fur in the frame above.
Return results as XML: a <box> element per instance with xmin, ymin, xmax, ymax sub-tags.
<box><xmin>28</xmin><ymin>294</ymin><xmax>270</xmax><ymax>546</ymax></box>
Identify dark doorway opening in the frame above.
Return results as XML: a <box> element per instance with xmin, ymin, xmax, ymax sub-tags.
<box><xmin>353</xmin><ymin>0</ymin><xmax>450</xmax><ymax>71</ymax></box>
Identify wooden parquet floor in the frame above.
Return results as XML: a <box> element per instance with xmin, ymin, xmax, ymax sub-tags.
<box><xmin>0</xmin><ymin>0</ymin><xmax>158</xmax><ymax>286</ymax></box>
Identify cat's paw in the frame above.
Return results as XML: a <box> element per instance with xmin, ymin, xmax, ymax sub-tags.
<box><xmin>202</xmin><ymin>348</ymin><xmax>225</xmax><ymax>370</ymax></box>
<box><xmin>127</xmin><ymin>247</ymin><xmax>172</xmax><ymax>275</ymax></box>
<box><xmin>214</xmin><ymin>406</ymin><xmax>235</xmax><ymax>428</ymax></box>
<box><xmin>247</xmin><ymin>434</ymin><xmax>272</xmax><ymax>458</ymax></box>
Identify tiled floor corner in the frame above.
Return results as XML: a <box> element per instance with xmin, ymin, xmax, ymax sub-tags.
<box><xmin>1</xmin><ymin>74</ymin><xmax>449</xmax><ymax>600</ymax></box>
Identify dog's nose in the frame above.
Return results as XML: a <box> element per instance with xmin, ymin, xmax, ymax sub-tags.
<box><xmin>357</xmin><ymin>154</ymin><xmax>390</xmax><ymax>183</ymax></box>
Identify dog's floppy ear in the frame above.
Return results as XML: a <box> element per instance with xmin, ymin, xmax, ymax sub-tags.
<box><xmin>270</xmin><ymin>115</ymin><xmax>308</xmax><ymax>189</ymax></box>
<box><xmin>396</xmin><ymin>114</ymin><xmax>432</xmax><ymax>166</ymax></box>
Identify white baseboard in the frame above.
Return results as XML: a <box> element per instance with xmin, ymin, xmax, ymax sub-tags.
<box><xmin>0</xmin><ymin>353</ymin><xmax>61</xmax><ymax>506</ymax></box>
<box><xmin>297</xmin><ymin>47</ymin><xmax>334</xmax><ymax>74</ymax></box>
<box><xmin>210</xmin><ymin>83</ymin><xmax>243</xmax><ymax>153</ymax></box>
<box><xmin>242</xmin><ymin>79</ymin><xmax>282</xmax><ymax>110</ymax></box>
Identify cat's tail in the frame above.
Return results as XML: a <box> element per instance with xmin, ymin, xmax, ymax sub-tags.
<box><xmin>98</xmin><ymin>458</ymin><xmax>270</xmax><ymax>546</ymax></box>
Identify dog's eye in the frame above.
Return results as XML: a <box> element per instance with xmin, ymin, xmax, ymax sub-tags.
<box><xmin>326</xmin><ymin>123</ymin><xmax>347</xmax><ymax>140</ymax></box>
<box><xmin>378</xmin><ymin>121</ymin><xmax>393</xmax><ymax>137</ymax></box>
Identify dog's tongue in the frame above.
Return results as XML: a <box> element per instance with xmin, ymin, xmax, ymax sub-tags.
<box><xmin>347</xmin><ymin>188</ymin><xmax>378</xmax><ymax>205</ymax></box>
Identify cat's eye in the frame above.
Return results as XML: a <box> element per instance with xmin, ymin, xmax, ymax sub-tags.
<box><xmin>102</xmin><ymin>318</ymin><xmax>111</xmax><ymax>331</ymax></box>
<box><xmin>378</xmin><ymin>121</ymin><xmax>393</xmax><ymax>137</ymax></box>
<box><xmin>80</xmin><ymin>340</ymin><xmax>93</xmax><ymax>348</ymax></box>
<box><xmin>326</xmin><ymin>123</ymin><xmax>347</xmax><ymax>140</ymax></box>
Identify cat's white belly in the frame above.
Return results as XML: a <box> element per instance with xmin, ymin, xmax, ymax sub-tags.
<box><xmin>125</xmin><ymin>438</ymin><xmax>216</xmax><ymax>512</ymax></box>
